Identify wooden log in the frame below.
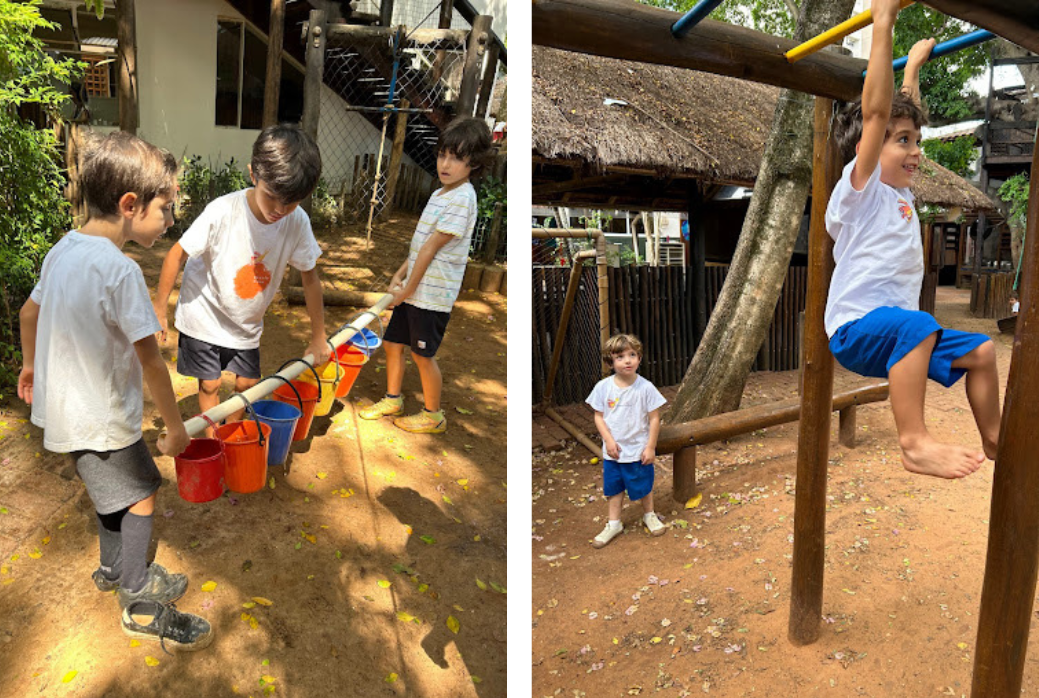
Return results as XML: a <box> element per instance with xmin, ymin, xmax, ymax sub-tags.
<box><xmin>379</xmin><ymin>0</ymin><xmax>394</xmax><ymax>28</ymax></box>
<box><xmin>544</xmin><ymin>253</ymin><xmax>593</xmax><ymax>404</ymax></box>
<box><xmin>532</xmin><ymin>0</ymin><xmax>868</xmax><ymax>102</ymax></box>
<box><xmin>462</xmin><ymin>264</ymin><xmax>483</xmax><ymax>290</ymax></box>
<box><xmin>476</xmin><ymin>44</ymin><xmax>500</xmax><ymax>117</ymax></box>
<box><xmin>283</xmin><ymin>286</ymin><xmax>385</xmax><ymax>308</ymax></box>
<box><xmin>595</xmin><ymin>233</ymin><xmax>611</xmax><ymax>374</ymax></box>
<box><xmin>482</xmin><ymin>201</ymin><xmax>505</xmax><ymax>264</ymax></box>
<box><xmin>458</xmin><ymin>15</ymin><xmax>493</xmax><ymax>117</ymax></box>
<box><xmin>380</xmin><ymin>99</ymin><xmax>410</xmax><ymax>219</ymax></box>
<box><xmin>838</xmin><ymin>406</ymin><xmax>856</xmax><ymax>448</ymax></box>
<box><xmin>479</xmin><ymin>265</ymin><xmax>504</xmax><ymax>293</ymax></box>
<box><xmin>545</xmin><ymin>407</ymin><xmax>600</xmax><ymax>458</ymax></box>
<box><xmin>673</xmin><ymin>446</ymin><xmax>697</xmax><ymax>504</ymax></box>
<box><xmin>263</xmin><ymin>0</ymin><xmax>286</xmax><ymax>128</ymax></box>
<box><xmin>433</xmin><ymin>0</ymin><xmax>454</xmax><ymax>82</ymax></box>
<box><xmin>324</xmin><ymin>24</ymin><xmax>469</xmax><ymax>48</ymax></box>
<box><xmin>970</xmin><ymin>114</ymin><xmax>1039</xmax><ymax>698</ymax></box>
<box><xmin>299</xmin><ymin>7</ymin><xmax>326</xmax><ymax>228</ymax></box>
<box><xmin>116</xmin><ymin>0</ymin><xmax>138</xmax><ymax>134</ymax></box>
<box><xmin>500</xmin><ymin>270</ymin><xmax>507</xmax><ymax>296</ymax></box>
<box><xmin>789</xmin><ymin>96</ymin><xmax>841</xmax><ymax>647</ymax></box>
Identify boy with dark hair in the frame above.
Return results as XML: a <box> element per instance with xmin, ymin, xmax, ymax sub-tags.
<box><xmin>359</xmin><ymin>116</ymin><xmax>494</xmax><ymax>433</ymax></box>
<box><xmin>153</xmin><ymin>124</ymin><xmax>330</xmax><ymax>426</ymax></box>
<box><xmin>827</xmin><ymin>0</ymin><xmax>1000</xmax><ymax>479</ymax></box>
<box><xmin>586</xmin><ymin>334</ymin><xmax>667</xmax><ymax>548</ymax></box>
<box><xmin>19</xmin><ymin>131</ymin><xmax>212</xmax><ymax>649</ymax></box>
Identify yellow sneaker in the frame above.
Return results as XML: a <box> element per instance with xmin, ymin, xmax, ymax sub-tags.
<box><xmin>393</xmin><ymin>410</ymin><xmax>447</xmax><ymax>434</ymax></box>
<box><xmin>358</xmin><ymin>396</ymin><xmax>404</xmax><ymax>420</ymax></box>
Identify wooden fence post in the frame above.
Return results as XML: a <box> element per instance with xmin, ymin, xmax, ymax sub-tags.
<box><xmin>379</xmin><ymin>99</ymin><xmax>410</xmax><ymax>219</ymax></box>
<box><xmin>433</xmin><ymin>0</ymin><xmax>454</xmax><ymax>82</ymax></box>
<box><xmin>475</xmin><ymin>45</ymin><xmax>500</xmax><ymax>117</ymax></box>
<box><xmin>263</xmin><ymin>0</ymin><xmax>286</xmax><ymax>128</ymax></box>
<box><xmin>457</xmin><ymin>15</ymin><xmax>492</xmax><ymax>117</ymax></box>
<box><xmin>673</xmin><ymin>446</ymin><xmax>697</xmax><ymax>504</ymax></box>
<box><xmin>838</xmin><ymin>406</ymin><xmax>856</xmax><ymax>448</ymax></box>
<box><xmin>116</xmin><ymin>0</ymin><xmax>138</xmax><ymax>134</ymax></box>
<box><xmin>788</xmin><ymin>96</ymin><xmax>839</xmax><ymax>647</ymax></box>
<box><xmin>481</xmin><ymin>201</ymin><xmax>504</xmax><ymax>265</ymax></box>
<box><xmin>294</xmin><ymin>8</ymin><xmax>326</xmax><ymax>286</ymax></box>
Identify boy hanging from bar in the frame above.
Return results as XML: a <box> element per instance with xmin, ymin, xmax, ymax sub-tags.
<box><xmin>826</xmin><ymin>0</ymin><xmax>1001</xmax><ymax>479</ymax></box>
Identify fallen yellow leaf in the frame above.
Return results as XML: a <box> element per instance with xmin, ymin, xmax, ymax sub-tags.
<box><xmin>377</xmin><ymin>580</ymin><xmax>392</xmax><ymax>588</ymax></box>
<box><xmin>129</xmin><ymin>639</ymin><xmax>141</xmax><ymax>648</ymax></box>
<box><xmin>475</xmin><ymin>578</ymin><xmax>488</xmax><ymax>591</ymax></box>
<box><xmin>62</xmin><ymin>670</ymin><xmax>77</xmax><ymax>683</ymax></box>
<box><xmin>201</xmin><ymin>580</ymin><xmax>217</xmax><ymax>592</ymax></box>
<box><xmin>316</xmin><ymin>472</ymin><xmax>327</xmax><ymax>479</ymax></box>
<box><xmin>243</xmin><ymin>601</ymin><xmax>257</xmax><ymax>609</ymax></box>
<box><xmin>447</xmin><ymin>615</ymin><xmax>460</xmax><ymax>634</ymax></box>
<box><xmin>397</xmin><ymin>611</ymin><xmax>418</xmax><ymax>623</ymax></box>
<box><xmin>457</xmin><ymin>479</ymin><xmax>468</xmax><ymax>486</ymax></box>
<box><xmin>685</xmin><ymin>493</ymin><xmax>703</xmax><ymax>509</ymax></box>
<box><xmin>145</xmin><ymin>656</ymin><xmax>160</xmax><ymax>667</ymax></box>
<box><xmin>252</xmin><ymin>597</ymin><xmax>274</xmax><ymax>606</ymax></box>
<box><xmin>385</xmin><ymin>673</ymin><xmax>398</xmax><ymax>683</ymax></box>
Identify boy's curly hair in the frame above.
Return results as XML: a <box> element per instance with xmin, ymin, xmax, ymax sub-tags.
<box><xmin>437</xmin><ymin>117</ymin><xmax>496</xmax><ymax>180</ymax></box>
<box><xmin>834</xmin><ymin>91</ymin><xmax>928</xmax><ymax>165</ymax></box>
<box><xmin>80</xmin><ymin>131</ymin><xmax>178</xmax><ymax>218</ymax></box>
<box><xmin>602</xmin><ymin>334</ymin><xmax>643</xmax><ymax>366</ymax></box>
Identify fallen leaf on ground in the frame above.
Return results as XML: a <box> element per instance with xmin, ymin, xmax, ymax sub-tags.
<box><xmin>201</xmin><ymin>581</ymin><xmax>217</xmax><ymax>592</ymax></box>
<box><xmin>685</xmin><ymin>493</ymin><xmax>703</xmax><ymax>509</ymax></box>
<box><xmin>447</xmin><ymin>616</ymin><xmax>460</xmax><ymax>634</ymax></box>
<box><xmin>252</xmin><ymin>597</ymin><xmax>274</xmax><ymax>606</ymax></box>
<box><xmin>145</xmin><ymin>656</ymin><xmax>160</xmax><ymax>667</ymax></box>
<box><xmin>62</xmin><ymin>671</ymin><xmax>77</xmax><ymax>683</ymax></box>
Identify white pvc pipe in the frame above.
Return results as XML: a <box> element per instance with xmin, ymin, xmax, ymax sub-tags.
<box><xmin>181</xmin><ymin>293</ymin><xmax>394</xmax><ymax>437</ymax></box>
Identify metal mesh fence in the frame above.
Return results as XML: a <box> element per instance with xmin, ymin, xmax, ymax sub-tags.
<box><xmin>532</xmin><ymin>233</ymin><xmax>608</xmax><ymax>405</ymax></box>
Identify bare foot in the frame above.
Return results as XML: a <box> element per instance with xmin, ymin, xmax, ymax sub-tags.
<box><xmin>901</xmin><ymin>437</ymin><xmax>986</xmax><ymax>479</ymax></box>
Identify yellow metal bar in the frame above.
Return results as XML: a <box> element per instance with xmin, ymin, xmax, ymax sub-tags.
<box><xmin>785</xmin><ymin>0</ymin><xmax>914</xmax><ymax>64</ymax></box>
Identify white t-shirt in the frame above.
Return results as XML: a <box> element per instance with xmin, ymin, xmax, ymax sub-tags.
<box><xmin>175</xmin><ymin>189</ymin><xmax>322</xmax><ymax>349</ymax></box>
<box><xmin>29</xmin><ymin>232</ymin><xmax>161</xmax><ymax>453</ymax></box>
<box><xmin>404</xmin><ymin>182</ymin><xmax>478</xmax><ymax>313</ymax></box>
<box><xmin>824</xmin><ymin>157</ymin><xmax>923</xmax><ymax>337</ymax></box>
<box><xmin>586</xmin><ymin>374</ymin><xmax>667</xmax><ymax>462</ymax></box>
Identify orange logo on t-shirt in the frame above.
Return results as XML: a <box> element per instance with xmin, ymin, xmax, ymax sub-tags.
<box><xmin>234</xmin><ymin>252</ymin><xmax>272</xmax><ymax>299</ymax></box>
<box><xmin>607</xmin><ymin>397</ymin><xmax>619</xmax><ymax>409</ymax></box>
<box><xmin>897</xmin><ymin>198</ymin><xmax>913</xmax><ymax>222</ymax></box>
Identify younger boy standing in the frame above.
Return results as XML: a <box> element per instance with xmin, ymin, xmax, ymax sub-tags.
<box><xmin>153</xmin><ymin>124</ymin><xmax>330</xmax><ymax>426</ymax></box>
<box><xmin>19</xmin><ymin>132</ymin><xmax>212</xmax><ymax>649</ymax></box>
<box><xmin>359</xmin><ymin>117</ymin><xmax>494</xmax><ymax>433</ymax></box>
<box><xmin>586</xmin><ymin>334</ymin><xmax>668</xmax><ymax>548</ymax></box>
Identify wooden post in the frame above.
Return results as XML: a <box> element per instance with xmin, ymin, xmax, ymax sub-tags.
<box><xmin>673</xmin><ymin>446</ymin><xmax>697</xmax><ymax>504</ymax></box>
<box><xmin>543</xmin><ymin>251</ymin><xmax>593</xmax><ymax>404</ymax></box>
<box><xmin>475</xmin><ymin>44</ymin><xmax>500</xmax><ymax>117</ymax></box>
<box><xmin>300</xmin><ymin>9</ymin><xmax>326</xmax><ymax>224</ymax></box>
<box><xmin>65</xmin><ymin>123</ymin><xmax>86</xmax><ymax>226</ymax></box>
<box><xmin>788</xmin><ymin>96</ymin><xmax>840</xmax><ymax>647</ymax></box>
<box><xmin>457</xmin><ymin>15</ymin><xmax>492</xmax><ymax>117</ymax></box>
<box><xmin>838</xmin><ymin>406</ymin><xmax>856</xmax><ymax>448</ymax></box>
<box><xmin>263</xmin><ymin>0</ymin><xmax>286</xmax><ymax>128</ymax></box>
<box><xmin>687</xmin><ymin>182</ymin><xmax>708</xmax><ymax>345</ymax></box>
<box><xmin>379</xmin><ymin>0</ymin><xmax>395</xmax><ymax>27</ymax></box>
<box><xmin>116</xmin><ymin>0</ymin><xmax>138</xmax><ymax>134</ymax></box>
<box><xmin>970</xmin><ymin>125</ymin><xmax>1039</xmax><ymax>698</ymax></box>
<box><xmin>379</xmin><ymin>99</ymin><xmax>410</xmax><ymax>219</ymax></box>
<box><xmin>433</xmin><ymin>0</ymin><xmax>454</xmax><ymax>83</ymax></box>
<box><xmin>595</xmin><ymin>231</ymin><xmax>611</xmax><ymax>376</ymax></box>
<box><xmin>481</xmin><ymin>201</ymin><xmax>504</xmax><ymax>265</ymax></box>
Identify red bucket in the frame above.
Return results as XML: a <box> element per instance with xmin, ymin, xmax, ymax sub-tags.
<box><xmin>272</xmin><ymin>380</ymin><xmax>320</xmax><ymax>442</ymax></box>
<box><xmin>332</xmin><ymin>345</ymin><xmax>369</xmax><ymax>398</ymax></box>
<box><xmin>216</xmin><ymin>419</ymin><xmax>271</xmax><ymax>493</ymax></box>
<box><xmin>174</xmin><ymin>438</ymin><xmax>226</xmax><ymax>503</ymax></box>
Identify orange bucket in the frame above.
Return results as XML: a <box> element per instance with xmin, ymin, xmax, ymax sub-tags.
<box><xmin>332</xmin><ymin>345</ymin><xmax>369</xmax><ymax>398</ymax></box>
<box><xmin>272</xmin><ymin>380</ymin><xmax>319</xmax><ymax>441</ymax></box>
<box><xmin>216</xmin><ymin>410</ymin><xmax>271</xmax><ymax>494</ymax></box>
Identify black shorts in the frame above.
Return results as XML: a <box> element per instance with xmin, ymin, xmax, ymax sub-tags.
<box><xmin>384</xmin><ymin>302</ymin><xmax>451</xmax><ymax>358</ymax></box>
<box><xmin>177</xmin><ymin>332</ymin><xmax>261</xmax><ymax>380</ymax></box>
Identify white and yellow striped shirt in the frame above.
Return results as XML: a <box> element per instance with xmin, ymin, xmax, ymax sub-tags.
<box><xmin>404</xmin><ymin>182</ymin><xmax>478</xmax><ymax>312</ymax></box>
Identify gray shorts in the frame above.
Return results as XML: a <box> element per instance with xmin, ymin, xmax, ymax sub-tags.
<box><xmin>177</xmin><ymin>332</ymin><xmax>261</xmax><ymax>380</ymax></box>
<box><xmin>70</xmin><ymin>438</ymin><xmax>162</xmax><ymax>515</ymax></box>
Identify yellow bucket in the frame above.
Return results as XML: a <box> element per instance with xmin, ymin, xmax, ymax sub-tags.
<box><xmin>298</xmin><ymin>360</ymin><xmax>342</xmax><ymax>416</ymax></box>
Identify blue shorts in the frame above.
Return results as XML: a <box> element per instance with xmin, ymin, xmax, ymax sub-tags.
<box><xmin>829</xmin><ymin>306</ymin><xmax>990</xmax><ymax>388</ymax></box>
<box><xmin>603</xmin><ymin>459</ymin><xmax>654</xmax><ymax>501</ymax></box>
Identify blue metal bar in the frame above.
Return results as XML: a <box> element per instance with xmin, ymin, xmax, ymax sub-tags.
<box><xmin>671</xmin><ymin>0</ymin><xmax>726</xmax><ymax>38</ymax></box>
<box><xmin>868</xmin><ymin>28</ymin><xmax>995</xmax><ymax>76</ymax></box>
<box><xmin>387</xmin><ymin>29</ymin><xmax>402</xmax><ymax>106</ymax></box>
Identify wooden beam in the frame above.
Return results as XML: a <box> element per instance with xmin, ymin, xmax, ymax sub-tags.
<box><xmin>970</xmin><ymin>117</ymin><xmax>1039</xmax><ymax>698</ymax></box>
<box><xmin>433</xmin><ymin>0</ymin><xmax>454</xmax><ymax>82</ymax></box>
<box><xmin>458</xmin><ymin>15</ymin><xmax>493</xmax><ymax>117</ymax></box>
<box><xmin>531</xmin><ymin>174</ymin><xmax>628</xmax><ymax>198</ymax></box>
<box><xmin>379</xmin><ymin>0</ymin><xmax>394</xmax><ymax>28</ymax></box>
<box><xmin>921</xmin><ymin>0</ymin><xmax>1039</xmax><ymax>55</ymax></box>
<box><xmin>532</xmin><ymin>0</ymin><xmax>868</xmax><ymax>102</ymax></box>
<box><xmin>476</xmin><ymin>44</ymin><xmax>500</xmax><ymax>117</ymax></box>
<box><xmin>324</xmin><ymin>24</ymin><xmax>468</xmax><ymax>48</ymax></box>
<box><xmin>300</xmin><ymin>9</ymin><xmax>326</xmax><ymax>221</ymax></box>
<box><xmin>788</xmin><ymin>96</ymin><xmax>841</xmax><ymax>647</ymax></box>
<box><xmin>263</xmin><ymin>0</ymin><xmax>286</xmax><ymax>128</ymax></box>
<box><xmin>379</xmin><ymin>98</ymin><xmax>410</xmax><ymax>219</ymax></box>
<box><xmin>116</xmin><ymin>0</ymin><xmax>138</xmax><ymax>134</ymax></box>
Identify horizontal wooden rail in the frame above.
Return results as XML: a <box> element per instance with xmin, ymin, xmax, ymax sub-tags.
<box><xmin>657</xmin><ymin>381</ymin><xmax>889</xmax><ymax>454</ymax></box>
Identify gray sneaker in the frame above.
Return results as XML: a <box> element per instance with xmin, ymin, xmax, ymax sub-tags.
<box><xmin>91</xmin><ymin>567</ymin><xmax>119</xmax><ymax>592</ymax></box>
<box><xmin>116</xmin><ymin>564</ymin><xmax>189</xmax><ymax>608</ymax></box>
<box><xmin>591</xmin><ymin>524</ymin><xmax>623</xmax><ymax>549</ymax></box>
<box><xmin>121</xmin><ymin>600</ymin><xmax>214</xmax><ymax>653</ymax></box>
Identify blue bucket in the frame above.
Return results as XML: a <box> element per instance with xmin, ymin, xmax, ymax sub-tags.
<box><xmin>347</xmin><ymin>327</ymin><xmax>382</xmax><ymax>356</ymax></box>
<box><xmin>252</xmin><ymin>400</ymin><xmax>301</xmax><ymax>466</ymax></box>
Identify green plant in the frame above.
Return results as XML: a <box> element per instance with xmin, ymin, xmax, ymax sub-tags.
<box><xmin>999</xmin><ymin>173</ymin><xmax>1030</xmax><ymax>226</ymax></box>
<box><xmin>171</xmin><ymin>156</ymin><xmax>250</xmax><ymax>235</ymax></box>
<box><xmin>0</xmin><ymin>0</ymin><xmax>82</xmax><ymax>393</ymax></box>
<box><xmin>310</xmin><ymin>177</ymin><xmax>342</xmax><ymax>230</ymax></box>
<box><xmin>922</xmin><ymin>135</ymin><xmax>978</xmax><ymax>178</ymax></box>
<box><xmin>477</xmin><ymin>175</ymin><xmax>506</xmax><ymax>220</ymax></box>
<box><xmin>578</xmin><ymin>210</ymin><xmax>613</xmax><ymax>232</ymax></box>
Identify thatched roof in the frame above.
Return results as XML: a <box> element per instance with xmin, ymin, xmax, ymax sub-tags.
<box><xmin>533</xmin><ymin>46</ymin><xmax>995</xmax><ymax>211</ymax></box>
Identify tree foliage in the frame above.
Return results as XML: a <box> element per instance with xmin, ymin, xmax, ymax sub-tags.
<box><xmin>0</xmin><ymin>0</ymin><xmax>81</xmax><ymax>392</ymax></box>
<box><xmin>998</xmin><ymin>173</ymin><xmax>1030</xmax><ymax>226</ymax></box>
<box><xmin>921</xmin><ymin>134</ymin><xmax>978</xmax><ymax>178</ymax></box>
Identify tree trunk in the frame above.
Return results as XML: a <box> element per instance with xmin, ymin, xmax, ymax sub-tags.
<box><xmin>667</xmin><ymin>0</ymin><xmax>857</xmax><ymax>425</ymax></box>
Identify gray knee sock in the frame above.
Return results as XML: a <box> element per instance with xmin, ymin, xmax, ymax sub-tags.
<box><xmin>120</xmin><ymin>512</ymin><xmax>153</xmax><ymax>593</ymax></box>
<box><xmin>95</xmin><ymin>509</ymin><xmax>126</xmax><ymax>582</ymax></box>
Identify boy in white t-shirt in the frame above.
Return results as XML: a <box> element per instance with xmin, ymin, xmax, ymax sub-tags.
<box><xmin>826</xmin><ymin>0</ymin><xmax>1000</xmax><ymax>480</ymax></box>
<box><xmin>359</xmin><ymin>117</ymin><xmax>494</xmax><ymax>434</ymax></box>
<box><xmin>153</xmin><ymin>124</ymin><xmax>330</xmax><ymax>429</ymax></box>
<box><xmin>586</xmin><ymin>334</ymin><xmax>668</xmax><ymax>548</ymax></box>
<box><xmin>18</xmin><ymin>132</ymin><xmax>212</xmax><ymax>650</ymax></box>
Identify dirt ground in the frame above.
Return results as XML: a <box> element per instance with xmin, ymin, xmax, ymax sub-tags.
<box><xmin>0</xmin><ymin>214</ymin><xmax>507</xmax><ymax>697</ymax></box>
<box><xmin>531</xmin><ymin>286</ymin><xmax>1036</xmax><ymax>698</ymax></box>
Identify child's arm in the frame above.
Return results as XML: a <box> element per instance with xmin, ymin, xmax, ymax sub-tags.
<box><xmin>388</xmin><ymin>259</ymin><xmax>409</xmax><ymax>294</ymax></box>
<box><xmin>17</xmin><ymin>298</ymin><xmax>40</xmax><ymax>405</ymax></box>
<box><xmin>642</xmin><ymin>408</ymin><xmax>662</xmax><ymax>464</ymax></box>
<box><xmin>152</xmin><ymin>242</ymin><xmax>189</xmax><ymax>343</ymax></box>
<box><xmin>390</xmin><ymin>232</ymin><xmax>455</xmax><ymax>307</ymax></box>
<box><xmin>853</xmin><ymin>0</ymin><xmax>901</xmax><ymax>191</ymax></box>
<box><xmin>299</xmin><ymin>267</ymin><xmax>331</xmax><ymax>366</ymax></box>
<box><xmin>593</xmin><ymin>410</ymin><xmax>620</xmax><ymax>460</ymax></box>
<box><xmin>134</xmin><ymin>334</ymin><xmax>189</xmax><ymax>457</ymax></box>
<box><xmin>900</xmin><ymin>38</ymin><xmax>935</xmax><ymax>108</ymax></box>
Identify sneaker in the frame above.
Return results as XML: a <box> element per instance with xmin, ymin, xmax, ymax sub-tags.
<box><xmin>92</xmin><ymin>568</ymin><xmax>119</xmax><ymax>592</ymax></box>
<box><xmin>591</xmin><ymin>524</ymin><xmax>623</xmax><ymax>549</ymax></box>
<box><xmin>121</xmin><ymin>600</ymin><xmax>214</xmax><ymax>653</ymax></box>
<box><xmin>393</xmin><ymin>410</ymin><xmax>447</xmax><ymax>434</ymax></box>
<box><xmin>116</xmin><ymin>564</ymin><xmax>189</xmax><ymax>608</ymax></box>
<box><xmin>358</xmin><ymin>396</ymin><xmax>404</xmax><ymax>420</ymax></box>
<box><xmin>644</xmin><ymin>513</ymin><xmax>667</xmax><ymax>537</ymax></box>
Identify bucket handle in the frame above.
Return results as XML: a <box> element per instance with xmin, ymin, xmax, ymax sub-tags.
<box><xmin>262</xmin><ymin>373</ymin><xmax>304</xmax><ymax>412</ymax></box>
<box><xmin>230</xmin><ymin>392</ymin><xmax>266</xmax><ymax>447</ymax></box>
<box><xmin>325</xmin><ymin>339</ymin><xmax>344</xmax><ymax>387</ymax></box>
<box><xmin>198</xmin><ymin>414</ymin><xmax>226</xmax><ymax>458</ymax></box>
<box><xmin>341</xmin><ymin>311</ymin><xmax>382</xmax><ymax>352</ymax></box>
<box><xmin>278</xmin><ymin>357</ymin><xmax>323</xmax><ymax>401</ymax></box>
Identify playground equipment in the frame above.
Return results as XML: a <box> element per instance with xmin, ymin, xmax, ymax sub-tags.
<box><xmin>885</xmin><ymin>28</ymin><xmax>996</xmax><ymax>75</ymax></box>
<box><xmin>670</xmin><ymin>0</ymin><xmax>726</xmax><ymax>38</ymax></box>
<box><xmin>785</xmin><ymin>0</ymin><xmax>914</xmax><ymax>63</ymax></box>
<box><xmin>534</xmin><ymin>1</ymin><xmax>1039</xmax><ymax>695</ymax></box>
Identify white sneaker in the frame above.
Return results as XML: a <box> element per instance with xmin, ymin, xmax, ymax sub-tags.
<box><xmin>591</xmin><ymin>524</ymin><xmax>623</xmax><ymax>549</ymax></box>
<box><xmin>644</xmin><ymin>513</ymin><xmax>667</xmax><ymax>537</ymax></box>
